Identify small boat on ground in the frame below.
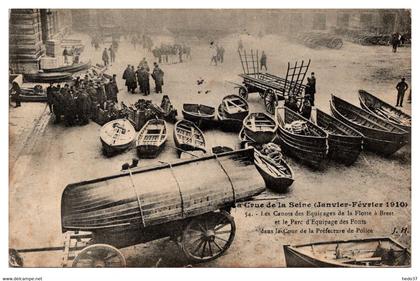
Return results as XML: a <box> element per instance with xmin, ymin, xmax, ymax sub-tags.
<box><xmin>100</xmin><ymin>119</ymin><xmax>136</xmax><ymax>156</ymax></box>
<box><xmin>217</xmin><ymin>104</ymin><xmax>243</xmax><ymax>132</ymax></box>
<box><xmin>43</xmin><ymin>60</ymin><xmax>91</xmax><ymax>74</ymax></box>
<box><xmin>182</xmin><ymin>103</ymin><xmax>216</xmax><ymax>127</ymax></box>
<box><xmin>246</xmin><ymin>142</ymin><xmax>294</xmax><ymax>193</ymax></box>
<box><xmin>19</xmin><ymin>86</ymin><xmax>47</xmax><ymax>102</ymax></box>
<box><xmin>136</xmin><ymin>119</ymin><xmax>167</xmax><ymax>158</ymax></box>
<box><xmin>330</xmin><ymin>95</ymin><xmax>408</xmax><ymax>156</ymax></box>
<box><xmin>243</xmin><ymin>112</ymin><xmax>278</xmax><ymax>144</ymax></box>
<box><xmin>358</xmin><ymin>90</ymin><xmax>411</xmax><ymax>131</ymax></box>
<box><xmin>24</xmin><ymin>72</ymin><xmax>73</xmax><ymax>83</ymax></box>
<box><xmin>284</xmin><ymin>237</ymin><xmax>410</xmax><ymax>267</ymax></box>
<box><xmin>221</xmin><ymin>94</ymin><xmax>249</xmax><ymax>120</ymax></box>
<box><xmin>311</xmin><ymin>108</ymin><xmax>363</xmax><ymax>166</ymax></box>
<box><xmin>173</xmin><ymin>119</ymin><xmax>206</xmax><ymax>155</ymax></box>
<box><xmin>275</xmin><ymin>107</ymin><xmax>328</xmax><ymax>170</ymax></box>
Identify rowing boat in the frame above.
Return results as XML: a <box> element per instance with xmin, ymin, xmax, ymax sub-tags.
<box><xmin>43</xmin><ymin>61</ymin><xmax>91</xmax><ymax>74</ymax></box>
<box><xmin>311</xmin><ymin>108</ymin><xmax>363</xmax><ymax>166</ymax></box>
<box><xmin>18</xmin><ymin>87</ymin><xmax>47</xmax><ymax>102</ymax></box>
<box><xmin>24</xmin><ymin>72</ymin><xmax>73</xmax><ymax>83</ymax></box>
<box><xmin>246</xmin><ymin>142</ymin><xmax>294</xmax><ymax>193</ymax></box>
<box><xmin>136</xmin><ymin>119</ymin><xmax>167</xmax><ymax>159</ymax></box>
<box><xmin>358</xmin><ymin>90</ymin><xmax>411</xmax><ymax>131</ymax></box>
<box><xmin>100</xmin><ymin>119</ymin><xmax>135</xmax><ymax>156</ymax></box>
<box><xmin>275</xmin><ymin>107</ymin><xmax>328</xmax><ymax>170</ymax></box>
<box><xmin>243</xmin><ymin>112</ymin><xmax>278</xmax><ymax>144</ymax></box>
<box><xmin>284</xmin><ymin>237</ymin><xmax>410</xmax><ymax>267</ymax></box>
<box><xmin>173</xmin><ymin>119</ymin><xmax>206</xmax><ymax>155</ymax></box>
<box><xmin>217</xmin><ymin>104</ymin><xmax>243</xmax><ymax>132</ymax></box>
<box><xmin>61</xmin><ymin>148</ymin><xmax>265</xmax><ymax>248</ymax></box>
<box><xmin>221</xmin><ymin>94</ymin><xmax>249</xmax><ymax>120</ymax></box>
<box><xmin>330</xmin><ymin>95</ymin><xmax>408</xmax><ymax>156</ymax></box>
<box><xmin>182</xmin><ymin>103</ymin><xmax>216</xmax><ymax>127</ymax></box>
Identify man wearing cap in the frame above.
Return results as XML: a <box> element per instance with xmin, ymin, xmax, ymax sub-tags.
<box><xmin>396</xmin><ymin>78</ymin><xmax>409</xmax><ymax>107</ymax></box>
<box><xmin>152</xmin><ymin>63</ymin><xmax>164</xmax><ymax>93</ymax></box>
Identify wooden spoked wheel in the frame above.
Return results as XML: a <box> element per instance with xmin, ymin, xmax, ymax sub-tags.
<box><xmin>264</xmin><ymin>89</ymin><xmax>277</xmax><ymax>115</ymax></box>
<box><xmin>238</xmin><ymin>87</ymin><xmax>248</xmax><ymax>100</ymax></box>
<box><xmin>259</xmin><ymin>89</ymin><xmax>268</xmax><ymax>99</ymax></box>
<box><xmin>181</xmin><ymin>211</ymin><xmax>236</xmax><ymax>263</ymax></box>
<box><xmin>72</xmin><ymin>244</ymin><xmax>126</xmax><ymax>268</ymax></box>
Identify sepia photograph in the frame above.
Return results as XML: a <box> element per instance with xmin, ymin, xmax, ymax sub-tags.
<box><xmin>7</xmin><ymin>8</ymin><xmax>412</xmax><ymax>271</ymax></box>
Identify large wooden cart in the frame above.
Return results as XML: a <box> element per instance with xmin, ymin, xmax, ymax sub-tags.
<box><xmin>236</xmin><ymin>49</ymin><xmax>311</xmax><ymax>114</ymax></box>
<box><xmin>11</xmin><ymin>148</ymin><xmax>265</xmax><ymax>267</ymax></box>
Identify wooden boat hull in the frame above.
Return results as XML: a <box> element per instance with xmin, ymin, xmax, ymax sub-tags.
<box><xmin>173</xmin><ymin>120</ymin><xmax>206</xmax><ymax>155</ymax></box>
<box><xmin>24</xmin><ymin>72</ymin><xmax>73</xmax><ymax>83</ymax></box>
<box><xmin>253</xmin><ymin>150</ymin><xmax>294</xmax><ymax>193</ymax></box>
<box><xmin>275</xmin><ymin>107</ymin><xmax>328</xmax><ymax>170</ymax></box>
<box><xmin>221</xmin><ymin>94</ymin><xmax>249</xmax><ymax>120</ymax></box>
<box><xmin>61</xmin><ymin>148</ymin><xmax>265</xmax><ymax>248</ymax></box>
<box><xmin>330</xmin><ymin>95</ymin><xmax>408</xmax><ymax>156</ymax></box>
<box><xmin>43</xmin><ymin>61</ymin><xmax>91</xmax><ymax>73</ymax></box>
<box><xmin>136</xmin><ymin>119</ymin><xmax>167</xmax><ymax>159</ymax></box>
<box><xmin>182</xmin><ymin>104</ymin><xmax>216</xmax><ymax>128</ymax></box>
<box><xmin>217</xmin><ymin>104</ymin><xmax>243</xmax><ymax>132</ymax></box>
<box><xmin>312</xmin><ymin>108</ymin><xmax>363</xmax><ymax>166</ymax></box>
<box><xmin>243</xmin><ymin>112</ymin><xmax>278</xmax><ymax>144</ymax></box>
<box><xmin>100</xmin><ymin>119</ymin><xmax>135</xmax><ymax>157</ymax></box>
<box><xmin>18</xmin><ymin>89</ymin><xmax>47</xmax><ymax>102</ymax></box>
<box><xmin>284</xmin><ymin>237</ymin><xmax>410</xmax><ymax>268</ymax></box>
<box><xmin>358</xmin><ymin>90</ymin><xmax>411</xmax><ymax>132</ymax></box>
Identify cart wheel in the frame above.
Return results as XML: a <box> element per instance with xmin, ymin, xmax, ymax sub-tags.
<box><xmin>264</xmin><ymin>89</ymin><xmax>277</xmax><ymax>115</ymax></box>
<box><xmin>238</xmin><ymin>87</ymin><xmax>248</xmax><ymax>100</ymax></box>
<box><xmin>181</xmin><ymin>210</ymin><xmax>236</xmax><ymax>263</ymax></box>
<box><xmin>72</xmin><ymin>244</ymin><xmax>126</xmax><ymax>268</ymax></box>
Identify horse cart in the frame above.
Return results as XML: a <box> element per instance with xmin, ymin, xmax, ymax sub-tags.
<box><xmin>10</xmin><ymin>148</ymin><xmax>265</xmax><ymax>267</ymax></box>
<box><xmin>235</xmin><ymin>49</ymin><xmax>311</xmax><ymax>114</ymax></box>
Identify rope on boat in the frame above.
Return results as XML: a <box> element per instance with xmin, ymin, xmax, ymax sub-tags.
<box><xmin>159</xmin><ymin>161</ymin><xmax>185</xmax><ymax>218</ymax></box>
<box><xmin>214</xmin><ymin>154</ymin><xmax>236</xmax><ymax>204</ymax></box>
<box><xmin>127</xmin><ymin>168</ymin><xmax>146</xmax><ymax>227</ymax></box>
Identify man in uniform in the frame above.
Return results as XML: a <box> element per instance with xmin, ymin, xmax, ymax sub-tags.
<box><xmin>152</xmin><ymin>62</ymin><xmax>164</xmax><ymax>94</ymax></box>
<box><xmin>396</xmin><ymin>77</ymin><xmax>409</xmax><ymax>107</ymax></box>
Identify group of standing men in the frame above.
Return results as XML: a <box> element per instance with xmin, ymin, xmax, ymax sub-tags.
<box><xmin>152</xmin><ymin>43</ymin><xmax>191</xmax><ymax>65</ymax></box>
<box><xmin>210</xmin><ymin>43</ymin><xmax>225</xmax><ymax>66</ymax></box>
<box><xmin>102</xmin><ymin>45</ymin><xmax>117</xmax><ymax>66</ymax></box>
<box><xmin>122</xmin><ymin>59</ymin><xmax>164</xmax><ymax>95</ymax></box>
<box><xmin>46</xmin><ymin>74</ymin><xmax>119</xmax><ymax>126</ymax></box>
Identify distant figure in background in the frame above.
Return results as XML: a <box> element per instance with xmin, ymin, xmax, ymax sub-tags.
<box><xmin>109</xmin><ymin>47</ymin><xmax>116</xmax><ymax>64</ymax></box>
<box><xmin>63</xmin><ymin>47</ymin><xmax>69</xmax><ymax>65</ymax></box>
<box><xmin>260</xmin><ymin>51</ymin><xmax>267</xmax><ymax>71</ymax></box>
<box><xmin>238</xmin><ymin>39</ymin><xmax>243</xmax><ymax>51</ymax></box>
<box><xmin>102</xmin><ymin>48</ymin><xmax>109</xmax><ymax>66</ymax></box>
<box><xmin>217</xmin><ymin>45</ymin><xmax>225</xmax><ymax>63</ymax></box>
<box><xmin>395</xmin><ymin>77</ymin><xmax>409</xmax><ymax>107</ymax></box>
<box><xmin>152</xmin><ymin>62</ymin><xmax>164</xmax><ymax>93</ymax></box>
<box><xmin>307</xmin><ymin>72</ymin><xmax>316</xmax><ymax>106</ymax></box>
<box><xmin>391</xmin><ymin>33</ymin><xmax>400</xmax><ymax>53</ymax></box>
<box><xmin>210</xmin><ymin>42</ymin><xmax>218</xmax><ymax>66</ymax></box>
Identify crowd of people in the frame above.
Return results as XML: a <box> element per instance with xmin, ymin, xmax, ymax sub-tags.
<box><xmin>129</xmin><ymin>34</ymin><xmax>153</xmax><ymax>52</ymax></box>
<box><xmin>46</xmin><ymin>73</ymin><xmax>119</xmax><ymax>127</ymax></box>
<box><xmin>152</xmin><ymin>43</ymin><xmax>191</xmax><ymax>65</ymax></box>
<box><xmin>122</xmin><ymin>58</ymin><xmax>165</xmax><ymax>95</ymax></box>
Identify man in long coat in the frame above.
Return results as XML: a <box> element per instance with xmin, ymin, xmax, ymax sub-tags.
<box><xmin>152</xmin><ymin>63</ymin><xmax>164</xmax><ymax>93</ymax></box>
<box><xmin>102</xmin><ymin>48</ymin><xmax>109</xmax><ymax>66</ymax></box>
<box><xmin>139</xmin><ymin>67</ymin><xmax>150</xmax><ymax>96</ymax></box>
